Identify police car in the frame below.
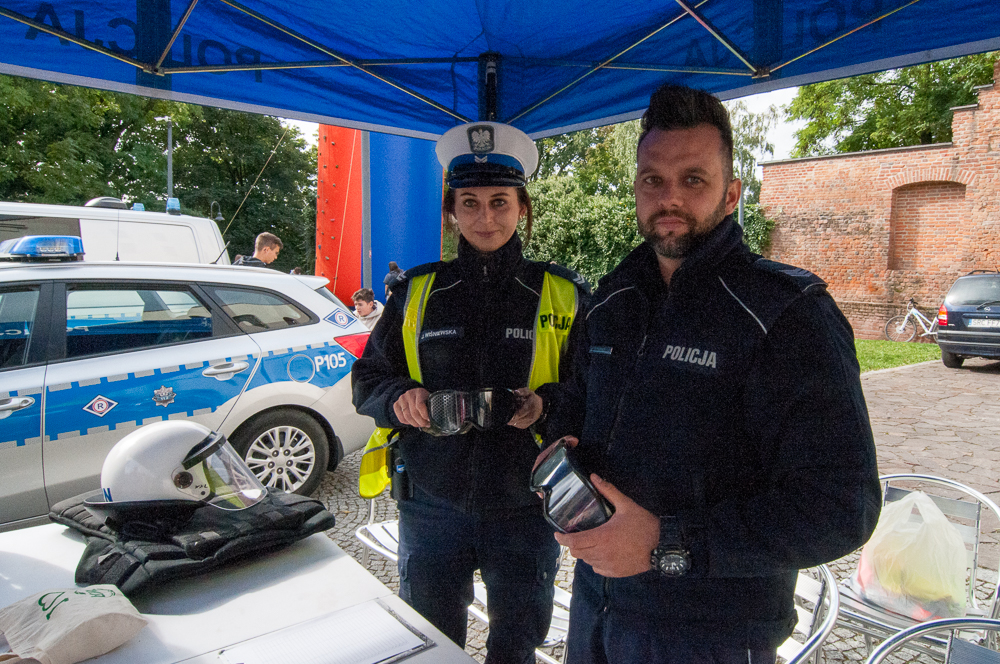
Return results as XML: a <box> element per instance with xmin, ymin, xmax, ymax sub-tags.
<box><xmin>0</xmin><ymin>236</ymin><xmax>374</xmax><ymax>531</ymax></box>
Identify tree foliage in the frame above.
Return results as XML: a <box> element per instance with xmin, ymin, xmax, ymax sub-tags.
<box><xmin>0</xmin><ymin>74</ymin><xmax>316</xmax><ymax>272</ymax></box>
<box><xmin>788</xmin><ymin>53</ymin><xmax>997</xmax><ymax>157</ymax></box>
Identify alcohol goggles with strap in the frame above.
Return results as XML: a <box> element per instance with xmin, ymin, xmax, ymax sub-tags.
<box><xmin>422</xmin><ymin>388</ymin><xmax>521</xmax><ymax>436</ymax></box>
<box><xmin>530</xmin><ymin>438</ymin><xmax>614</xmax><ymax>534</ymax></box>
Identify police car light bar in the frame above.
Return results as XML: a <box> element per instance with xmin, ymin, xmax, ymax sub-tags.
<box><xmin>0</xmin><ymin>235</ymin><xmax>85</xmax><ymax>262</ymax></box>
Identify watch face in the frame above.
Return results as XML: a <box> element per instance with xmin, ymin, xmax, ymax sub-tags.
<box><xmin>654</xmin><ymin>550</ymin><xmax>690</xmax><ymax>576</ymax></box>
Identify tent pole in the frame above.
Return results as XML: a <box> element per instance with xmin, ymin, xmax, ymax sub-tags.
<box><xmin>479</xmin><ymin>53</ymin><xmax>501</xmax><ymax>121</ymax></box>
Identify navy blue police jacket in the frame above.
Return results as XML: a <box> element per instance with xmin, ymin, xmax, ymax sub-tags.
<box><xmin>547</xmin><ymin>215</ymin><xmax>881</xmax><ymax>648</ymax></box>
<box><xmin>352</xmin><ymin>233</ymin><xmax>589</xmax><ymax>514</ymax></box>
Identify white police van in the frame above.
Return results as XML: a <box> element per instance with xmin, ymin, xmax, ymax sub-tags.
<box><xmin>0</xmin><ymin>236</ymin><xmax>374</xmax><ymax>532</ymax></box>
<box><xmin>0</xmin><ymin>198</ymin><xmax>229</xmax><ymax>264</ymax></box>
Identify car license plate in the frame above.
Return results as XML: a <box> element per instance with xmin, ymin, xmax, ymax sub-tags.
<box><xmin>967</xmin><ymin>319</ymin><xmax>1000</xmax><ymax>328</ymax></box>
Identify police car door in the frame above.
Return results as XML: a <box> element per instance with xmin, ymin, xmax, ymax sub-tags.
<box><xmin>0</xmin><ymin>283</ymin><xmax>50</xmax><ymax>527</ymax></box>
<box><xmin>41</xmin><ymin>281</ymin><xmax>260</xmax><ymax>505</ymax></box>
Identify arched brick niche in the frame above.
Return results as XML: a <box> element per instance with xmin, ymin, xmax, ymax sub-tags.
<box><xmin>887</xmin><ymin>181</ymin><xmax>968</xmax><ymax>272</ymax></box>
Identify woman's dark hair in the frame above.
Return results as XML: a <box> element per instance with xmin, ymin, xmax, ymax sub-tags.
<box><xmin>388</xmin><ymin>261</ymin><xmax>399</xmax><ymax>271</ymax></box>
<box><xmin>442</xmin><ymin>187</ymin><xmax>533</xmax><ymax>247</ymax></box>
<box><xmin>638</xmin><ymin>84</ymin><xmax>734</xmax><ymax>180</ymax></box>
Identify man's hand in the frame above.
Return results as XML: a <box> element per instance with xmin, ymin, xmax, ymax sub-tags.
<box><xmin>393</xmin><ymin>387</ymin><xmax>431</xmax><ymax>428</ymax></box>
<box><xmin>555</xmin><ymin>474</ymin><xmax>659</xmax><ymax>578</ymax></box>
<box><xmin>509</xmin><ymin>388</ymin><xmax>543</xmax><ymax>429</ymax></box>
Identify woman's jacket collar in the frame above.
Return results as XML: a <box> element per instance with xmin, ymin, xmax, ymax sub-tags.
<box><xmin>456</xmin><ymin>232</ymin><xmax>524</xmax><ymax>284</ymax></box>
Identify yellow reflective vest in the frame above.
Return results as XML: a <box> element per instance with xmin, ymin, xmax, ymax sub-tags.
<box><xmin>358</xmin><ymin>269</ymin><xmax>580</xmax><ymax>498</ymax></box>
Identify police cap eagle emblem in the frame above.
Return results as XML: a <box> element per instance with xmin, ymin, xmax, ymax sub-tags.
<box><xmin>467</xmin><ymin>126</ymin><xmax>494</xmax><ymax>154</ymax></box>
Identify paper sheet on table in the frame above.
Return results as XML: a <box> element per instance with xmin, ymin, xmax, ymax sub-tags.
<box><xmin>218</xmin><ymin>600</ymin><xmax>431</xmax><ymax>664</ymax></box>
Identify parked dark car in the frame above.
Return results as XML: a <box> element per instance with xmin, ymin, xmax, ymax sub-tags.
<box><xmin>936</xmin><ymin>270</ymin><xmax>1000</xmax><ymax>368</ymax></box>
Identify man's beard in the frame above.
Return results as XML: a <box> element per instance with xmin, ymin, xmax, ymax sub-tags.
<box><xmin>638</xmin><ymin>192</ymin><xmax>729</xmax><ymax>259</ymax></box>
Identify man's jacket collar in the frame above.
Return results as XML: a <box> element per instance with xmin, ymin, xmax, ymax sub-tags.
<box><xmin>600</xmin><ymin>215</ymin><xmax>745</xmax><ymax>297</ymax></box>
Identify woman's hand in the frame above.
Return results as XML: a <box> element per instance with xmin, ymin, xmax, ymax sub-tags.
<box><xmin>393</xmin><ymin>387</ymin><xmax>431</xmax><ymax>428</ymax></box>
<box><xmin>508</xmin><ymin>388</ymin><xmax>543</xmax><ymax>429</ymax></box>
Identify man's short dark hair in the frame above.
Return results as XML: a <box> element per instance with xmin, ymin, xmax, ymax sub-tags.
<box><xmin>638</xmin><ymin>84</ymin><xmax>734</xmax><ymax>180</ymax></box>
<box><xmin>352</xmin><ymin>288</ymin><xmax>375</xmax><ymax>303</ymax></box>
<box><xmin>255</xmin><ymin>232</ymin><xmax>283</xmax><ymax>252</ymax></box>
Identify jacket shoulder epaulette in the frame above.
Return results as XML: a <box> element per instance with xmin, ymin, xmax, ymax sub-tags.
<box><xmin>391</xmin><ymin>261</ymin><xmax>447</xmax><ymax>290</ymax></box>
<box><xmin>751</xmin><ymin>258</ymin><xmax>827</xmax><ymax>294</ymax></box>
<box><xmin>545</xmin><ymin>263</ymin><xmax>592</xmax><ymax>295</ymax></box>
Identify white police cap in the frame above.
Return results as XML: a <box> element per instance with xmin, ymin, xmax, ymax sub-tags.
<box><xmin>436</xmin><ymin>121</ymin><xmax>539</xmax><ymax>188</ymax></box>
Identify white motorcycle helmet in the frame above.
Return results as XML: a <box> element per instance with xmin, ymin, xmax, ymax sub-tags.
<box><xmin>85</xmin><ymin>421</ymin><xmax>267</xmax><ymax>524</ymax></box>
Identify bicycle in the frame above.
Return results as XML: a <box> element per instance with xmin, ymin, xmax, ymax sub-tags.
<box><xmin>884</xmin><ymin>298</ymin><xmax>939</xmax><ymax>342</ymax></box>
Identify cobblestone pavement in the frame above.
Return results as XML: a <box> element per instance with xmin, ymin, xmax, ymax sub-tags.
<box><xmin>317</xmin><ymin>357</ymin><xmax>1000</xmax><ymax>663</ymax></box>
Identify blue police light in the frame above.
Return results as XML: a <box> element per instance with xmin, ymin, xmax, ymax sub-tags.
<box><xmin>0</xmin><ymin>235</ymin><xmax>85</xmax><ymax>262</ymax></box>
<box><xmin>166</xmin><ymin>197</ymin><xmax>181</xmax><ymax>215</ymax></box>
<box><xmin>132</xmin><ymin>202</ymin><xmax>146</xmax><ymax>211</ymax></box>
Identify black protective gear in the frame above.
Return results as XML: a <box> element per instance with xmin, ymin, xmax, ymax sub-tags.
<box><xmin>49</xmin><ymin>490</ymin><xmax>334</xmax><ymax>597</ymax></box>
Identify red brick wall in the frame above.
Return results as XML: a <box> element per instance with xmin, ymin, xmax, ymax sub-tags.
<box><xmin>760</xmin><ymin>60</ymin><xmax>1000</xmax><ymax>339</ymax></box>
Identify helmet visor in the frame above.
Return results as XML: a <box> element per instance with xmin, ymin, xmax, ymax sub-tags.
<box><xmin>176</xmin><ymin>436</ymin><xmax>267</xmax><ymax>510</ymax></box>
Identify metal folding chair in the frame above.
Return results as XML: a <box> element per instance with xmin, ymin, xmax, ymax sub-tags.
<box><xmin>837</xmin><ymin>474</ymin><xmax>1000</xmax><ymax>660</ymax></box>
<box><xmin>865</xmin><ymin>618</ymin><xmax>1000</xmax><ymax>664</ymax></box>
<box><xmin>777</xmin><ymin>565</ymin><xmax>840</xmax><ymax>664</ymax></box>
<box><xmin>355</xmin><ymin>497</ymin><xmax>570</xmax><ymax>663</ymax></box>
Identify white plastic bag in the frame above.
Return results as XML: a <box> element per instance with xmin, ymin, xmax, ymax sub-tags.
<box><xmin>851</xmin><ymin>491</ymin><xmax>968</xmax><ymax>620</ymax></box>
<box><xmin>0</xmin><ymin>585</ymin><xmax>147</xmax><ymax>664</ymax></box>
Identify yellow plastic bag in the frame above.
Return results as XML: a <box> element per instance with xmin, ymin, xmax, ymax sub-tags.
<box><xmin>851</xmin><ymin>491</ymin><xmax>968</xmax><ymax>620</ymax></box>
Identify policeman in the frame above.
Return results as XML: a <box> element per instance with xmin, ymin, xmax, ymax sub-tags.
<box><xmin>352</xmin><ymin>121</ymin><xmax>588</xmax><ymax>664</ymax></box>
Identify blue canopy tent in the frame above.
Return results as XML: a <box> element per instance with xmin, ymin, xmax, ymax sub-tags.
<box><xmin>1</xmin><ymin>0</ymin><xmax>998</xmax><ymax>139</ymax></box>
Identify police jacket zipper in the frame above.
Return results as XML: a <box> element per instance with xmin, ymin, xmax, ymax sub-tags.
<box><xmin>468</xmin><ymin>260</ymin><xmax>492</xmax><ymax>512</ymax></box>
<box><xmin>605</xmin><ymin>332</ymin><xmax>648</xmax><ymax>457</ymax></box>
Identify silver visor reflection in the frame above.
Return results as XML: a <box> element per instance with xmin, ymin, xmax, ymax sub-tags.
<box><xmin>174</xmin><ymin>433</ymin><xmax>267</xmax><ymax>510</ymax></box>
<box><xmin>530</xmin><ymin>438</ymin><xmax>614</xmax><ymax>534</ymax></box>
<box><xmin>422</xmin><ymin>388</ymin><xmax>519</xmax><ymax>436</ymax></box>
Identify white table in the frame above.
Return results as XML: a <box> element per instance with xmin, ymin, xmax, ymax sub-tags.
<box><xmin>0</xmin><ymin>524</ymin><xmax>476</xmax><ymax>664</ymax></box>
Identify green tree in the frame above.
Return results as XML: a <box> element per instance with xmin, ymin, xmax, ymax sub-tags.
<box><xmin>525</xmin><ymin>176</ymin><xmax>640</xmax><ymax>286</ymax></box>
<box><xmin>0</xmin><ymin>74</ymin><xmax>316</xmax><ymax>272</ymax></box>
<box><xmin>168</xmin><ymin>108</ymin><xmax>316</xmax><ymax>274</ymax></box>
<box><xmin>726</xmin><ymin>100</ymin><xmax>778</xmax><ymax>204</ymax></box>
<box><xmin>788</xmin><ymin>53</ymin><xmax>997</xmax><ymax>157</ymax></box>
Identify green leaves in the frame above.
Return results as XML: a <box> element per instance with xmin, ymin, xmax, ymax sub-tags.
<box><xmin>788</xmin><ymin>53</ymin><xmax>998</xmax><ymax>157</ymax></box>
<box><xmin>0</xmin><ymin>74</ymin><xmax>316</xmax><ymax>272</ymax></box>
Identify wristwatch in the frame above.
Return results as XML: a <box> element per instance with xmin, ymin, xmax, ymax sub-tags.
<box><xmin>651</xmin><ymin>516</ymin><xmax>690</xmax><ymax>577</ymax></box>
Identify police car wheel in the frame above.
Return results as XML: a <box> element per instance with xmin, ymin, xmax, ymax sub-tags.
<box><xmin>231</xmin><ymin>410</ymin><xmax>330</xmax><ymax>496</ymax></box>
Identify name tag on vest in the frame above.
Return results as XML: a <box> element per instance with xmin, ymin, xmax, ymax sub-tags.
<box><xmin>420</xmin><ymin>327</ymin><xmax>462</xmax><ymax>342</ymax></box>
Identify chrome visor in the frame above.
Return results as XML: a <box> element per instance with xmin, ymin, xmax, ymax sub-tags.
<box><xmin>530</xmin><ymin>439</ymin><xmax>614</xmax><ymax>534</ymax></box>
<box><xmin>423</xmin><ymin>388</ymin><xmax>519</xmax><ymax>436</ymax></box>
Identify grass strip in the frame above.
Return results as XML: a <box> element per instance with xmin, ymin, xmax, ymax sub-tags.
<box><xmin>856</xmin><ymin>339</ymin><xmax>940</xmax><ymax>373</ymax></box>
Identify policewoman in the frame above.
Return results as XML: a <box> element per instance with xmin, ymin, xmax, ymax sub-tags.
<box><xmin>352</xmin><ymin>121</ymin><xmax>588</xmax><ymax>664</ymax></box>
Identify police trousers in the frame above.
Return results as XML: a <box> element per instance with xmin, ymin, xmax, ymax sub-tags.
<box><xmin>396</xmin><ymin>487</ymin><xmax>560</xmax><ymax>664</ymax></box>
<box><xmin>566</xmin><ymin>563</ymin><xmax>778</xmax><ymax>664</ymax></box>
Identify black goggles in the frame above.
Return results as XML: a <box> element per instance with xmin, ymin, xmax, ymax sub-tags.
<box><xmin>530</xmin><ymin>438</ymin><xmax>614</xmax><ymax>534</ymax></box>
<box><xmin>422</xmin><ymin>388</ymin><xmax>521</xmax><ymax>436</ymax></box>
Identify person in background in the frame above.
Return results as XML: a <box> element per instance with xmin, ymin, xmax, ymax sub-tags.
<box><xmin>352</xmin><ymin>121</ymin><xmax>589</xmax><ymax>664</ymax></box>
<box><xmin>234</xmin><ymin>232</ymin><xmax>282</xmax><ymax>268</ymax></box>
<box><xmin>290</xmin><ymin>267</ymin><xmax>303</xmax><ymax>275</ymax></box>
<box><xmin>545</xmin><ymin>84</ymin><xmax>881</xmax><ymax>664</ymax></box>
<box><xmin>352</xmin><ymin>288</ymin><xmax>383</xmax><ymax>330</ymax></box>
<box><xmin>384</xmin><ymin>261</ymin><xmax>403</xmax><ymax>299</ymax></box>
